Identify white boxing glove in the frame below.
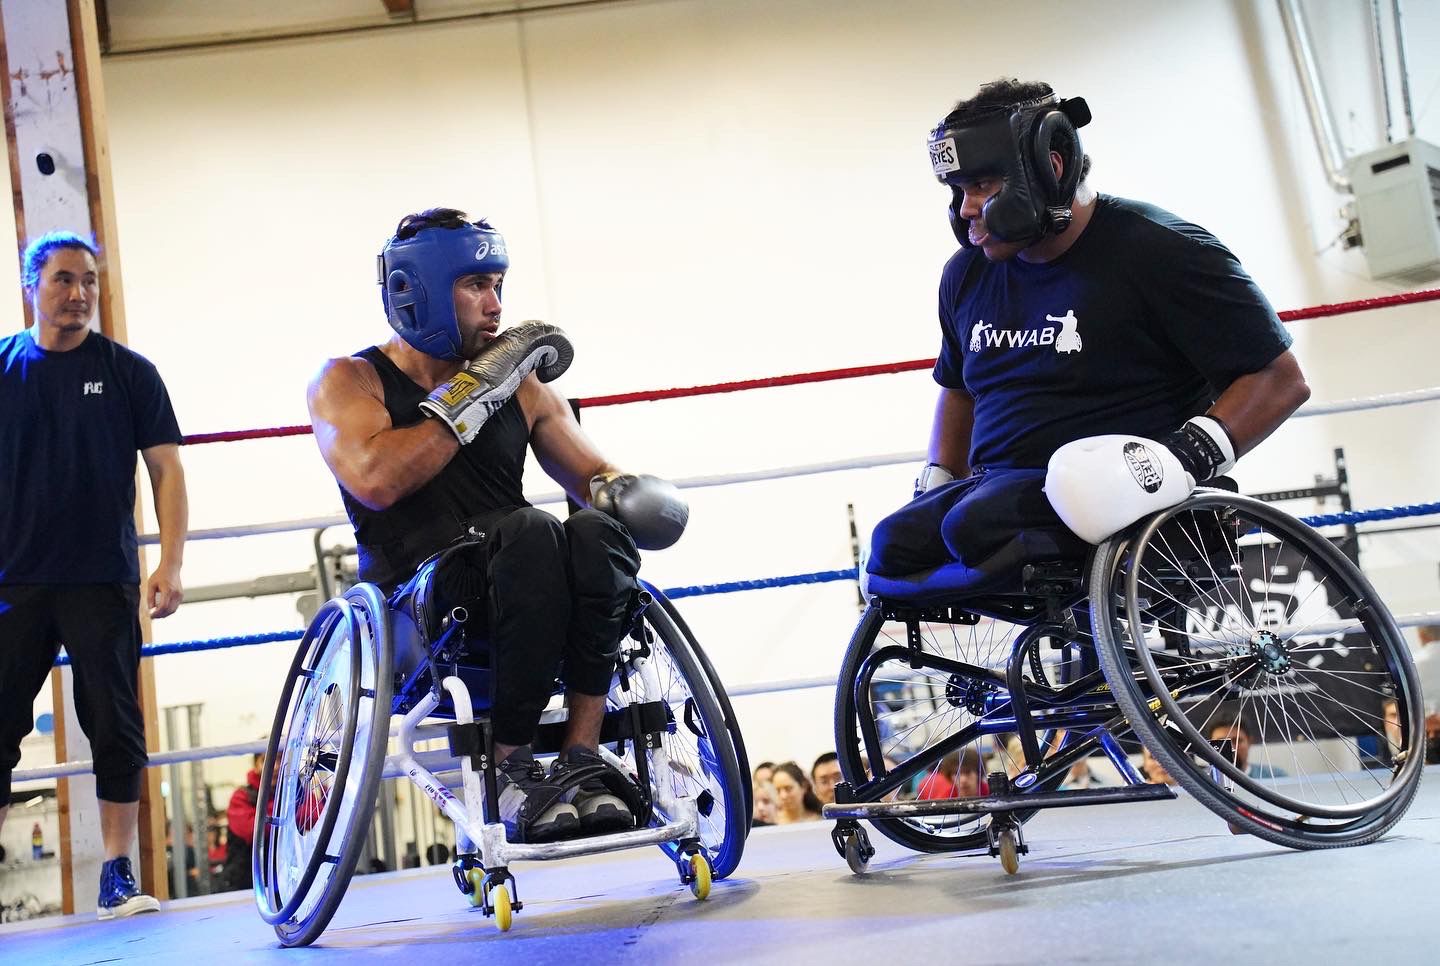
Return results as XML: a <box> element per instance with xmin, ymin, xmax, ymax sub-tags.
<box><xmin>1044</xmin><ymin>435</ymin><xmax>1195</xmax><ymax>544</ymax></box>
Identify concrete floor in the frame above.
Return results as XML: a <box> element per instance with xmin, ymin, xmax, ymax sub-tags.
<box><xmin>4</xmin><ymin>768</ymin><xmax>1437</xmax><ymax>966</ymax></box>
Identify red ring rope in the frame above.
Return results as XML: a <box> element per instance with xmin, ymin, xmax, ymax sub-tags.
<box><xmin>181</xmin><ymin>287</ymin><xmax>1440</xmax><ymax>445</ymax></box>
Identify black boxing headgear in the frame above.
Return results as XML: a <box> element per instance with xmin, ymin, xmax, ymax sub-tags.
<box><xmin>927</xmin><ymin>93</ymin><xmax>1091</xmax><ymax>247</ymax></box>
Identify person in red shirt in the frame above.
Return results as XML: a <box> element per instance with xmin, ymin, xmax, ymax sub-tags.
<box><xmin>222</xmin><ymin>753</ymin><xmax>261</xmax><ymax>891</ymax></box>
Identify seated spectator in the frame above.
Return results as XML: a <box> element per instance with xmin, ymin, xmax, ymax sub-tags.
<box><xmin>221</xmin><ymin>753</ymin><xmax>262</xmax><ymax>892</ymax></box>
<box><xmin>954</xmin><ymin>749</ymin><xmax>982</xmax><ymax>797</ymax></box>
<box><xmin>917</xmin><ymin>752</ymin><xmax>959</xmax><ymax>800</ymax></box>
<box><xmin>752</xmin><ymin>774</ymin><xmax>778</xmax><ymax>827</ymax></box>
<box><xmin>1414</xmin><ymin>625</ymin><xmax>1440</xmax><ymax>764</ymax></box>
<box><xmin>769</xmin><ymin>761</ymin><xmax>822</xmax><ymax>823</ymax></box>
<box><xmin>1208</xmin><ymin>718</ymin><xmax>1287</xmax><ymax>779</ymax></box>
<box><xmin>753</xmin><ymin>761</ymin><xmax>776</xmax><ymax>787</ymax></box>
<box><xmin>810</xmin><ymin>752</ymin><xmax>842</xmax><ymax>806</ymax></box>
<box><xmin>1140</xmin><ymin>747</ymin><xmax>1176</xmax><ymax>786</ymax></box>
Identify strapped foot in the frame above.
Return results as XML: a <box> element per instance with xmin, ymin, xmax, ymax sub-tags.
<box><xmin>549</xmin><ymin>747</ymin><xmax>645</xmax><ymax>835</ymax></box>
<box><xmin>496</xmin><ymin>748</ymin><xmax>581</xmax><ymax>843</ymax></box>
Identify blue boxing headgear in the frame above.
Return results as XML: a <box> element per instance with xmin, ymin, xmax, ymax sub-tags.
<box><xmin>927</xmin><ymin>93</ymin><xmax>1091</xmax><ymax>247</ymax></box>
<box><xmin>378</xmin><ymin>216</ymin><xmax>510</xmax><ymax>360</ymax></box>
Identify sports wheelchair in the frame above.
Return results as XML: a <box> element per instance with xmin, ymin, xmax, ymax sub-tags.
<box><xmin>826</xmin><ymin>487</ymin><xmax>1427</xmax><ymax>874</ymax></box>
<box><xmin>251</xmin><ymin>542</ymin><xmax>750</xmax><ymax>947</ymax></box>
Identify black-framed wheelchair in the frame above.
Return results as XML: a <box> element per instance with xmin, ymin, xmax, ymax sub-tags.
<box><xmin>825</xmin><ymin>487</ymin><xmax>1426</xmax><ymax>874</ymax></box>
<box><xmin>249</xmin><ymin>544</ymin><xmax>750</xmax><ymax>947</ymax></box>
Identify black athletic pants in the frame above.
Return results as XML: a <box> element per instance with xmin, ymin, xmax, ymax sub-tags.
<box><xmin>434</xmin><ymin>508</ymin><xmax>641</xmax><ymax>747</ymax></box>
<box><xmin>0</xmin><ymin>583</ymin><xmax>148</xmax><ymax>804</ymax></box>
<box><xmin>867</xmin><ymin>467</ymin><xmax>1064</xmax><ymax>575</ymax></box>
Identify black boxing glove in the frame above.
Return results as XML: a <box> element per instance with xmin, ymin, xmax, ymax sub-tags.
<box><xmin>590</xmin><ymin>473</ymin><xmax>689</xmax><ymax>550</ymax></box>
<box><xmin>1160</xmin><ymin>415</ymin><xmax>1237</xmax><ymax>483</ymax></box>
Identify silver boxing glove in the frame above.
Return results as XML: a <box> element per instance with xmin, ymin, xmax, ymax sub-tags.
<box><xmin>420</xmin><ymin>321</ymin><xmax>573</xmax><ymax>444</ymax></box>
<box><xmin>589</xmin><ymin>473</ymin><xmax>689</xmax><ymax>550</ymax></box>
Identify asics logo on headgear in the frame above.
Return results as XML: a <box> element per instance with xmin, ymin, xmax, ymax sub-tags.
<box><xmin>475</xmin><ymin>239</ymin><xmax>508</xmax><ymax>261</ymax></box>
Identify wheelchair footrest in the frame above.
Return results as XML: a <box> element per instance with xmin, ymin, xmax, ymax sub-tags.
<box><xmin>821</xmin><ymin>782</ymin><xmax>1176</xmax><ymax>821</ymax></box>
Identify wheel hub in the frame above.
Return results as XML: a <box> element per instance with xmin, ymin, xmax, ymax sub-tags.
<box><xmin>946</xmin><ymin>674</ymin><xmax>993</xmax><ymax>714</ymax></box>
<box><xmin>1249</xmin><ymin>629</ymin><xmax>1291</xmax><ymax>674</ymax></box>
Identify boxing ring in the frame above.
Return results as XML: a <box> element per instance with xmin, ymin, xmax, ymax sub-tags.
<box><xmin>5</xmin><ymin>287</ymin><xmax>1440</xmax><ymax>962</ymax></box>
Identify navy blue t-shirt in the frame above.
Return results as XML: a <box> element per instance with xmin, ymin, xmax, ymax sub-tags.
<box><xmin>0</xmin><ymin>329</ymin><xmax>182</xmax><ymax>584</ymax></box>
<box><xmin>934</xmin><ymin>195</ymin><xmax>1292</xmax><ymax>470</ymax></box>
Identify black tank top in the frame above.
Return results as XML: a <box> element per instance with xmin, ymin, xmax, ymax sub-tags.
<box><xmin>341</xmin><ymin>345</ymin><xmax>530</xmax><ymax>590</ymax></box>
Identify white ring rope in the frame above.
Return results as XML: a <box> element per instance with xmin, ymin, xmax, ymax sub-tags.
<box><xmin>140</xmin><ymin>384</ymin><xmax>1440</xmax><ymax>546</ymax></box>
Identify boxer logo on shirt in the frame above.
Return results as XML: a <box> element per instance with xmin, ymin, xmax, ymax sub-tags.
<box><xmin>83</xmin><ymin>381</ymin><xmax>103</xmax><ymax>395</ymax></box>
<box><xmin>968</xmin><ymin>310</ymin><xmax>1084</xmax><ymax>355</ymax></box>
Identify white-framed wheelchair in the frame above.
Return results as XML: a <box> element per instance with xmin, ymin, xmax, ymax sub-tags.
<box><xmin>250</xmin><ymin>544</ymin><xmax>750</xmax><ymax>947</ymax></box>
<box><xmin>826</xmin><ymin>485</ymin><xmax>1427</xmax><ymax>874</ymax></box>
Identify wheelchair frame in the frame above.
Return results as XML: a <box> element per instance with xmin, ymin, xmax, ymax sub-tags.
<box><xmin>825</xmin><ymin>488</ymin><xmax>1427</xmax><ymax>874</ymax></box>
<box><xmin>254</xmin><ymin>578</ymin><xmax>747</xmax><ymax>945</ymax></box>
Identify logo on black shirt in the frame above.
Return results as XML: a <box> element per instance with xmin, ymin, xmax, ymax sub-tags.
<box><xmin>1122</xmin><ymin>441</ymin><xmax>1164</xmax><ymax>493</ymax></box>
<box><xmin>83</xmin><ymin>381</ymin><xmax>104</xmax><ymax>395</ymax></box>
<box><xmin>968</xmin><ymin>309</ymin><xmax>1083</xmax><ymax>354</ymax></box>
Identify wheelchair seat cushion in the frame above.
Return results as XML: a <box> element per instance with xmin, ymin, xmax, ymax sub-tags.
<box><xmin>865</xmin><ymin>527</ymin><xmax>1087</xmax><ymax>605</ymax></box>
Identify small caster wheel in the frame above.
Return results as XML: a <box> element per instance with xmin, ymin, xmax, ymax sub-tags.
<box><xmin>466</xmin><ymin>867</ymin><xmax>485</xmax><ymax>908</ymax></box>
<box><xmin>998</xmin><ymin>828</ymin><xmax>1020</xmax><ymax>875</ymax></box>
<box><xmin>844</xmin><ymin>835</ymin><xmax>871</xmax><ymax>874</ymax></box>
<box><xmin>492</xmin><ymin>884</ymin><xmax>513</xmax><ymax>932</ymax></box>
<box><xmin>687</xmin><ymin>852</ymin><xmax>712</xmax><ymax>900</ymax></box>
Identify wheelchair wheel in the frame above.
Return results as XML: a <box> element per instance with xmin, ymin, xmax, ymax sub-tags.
<box><xmin>833</xmin><ymin>603</ymin><xmax>1068</xmax><ymax>853</ymax></box>
<box><xmin>611</xmin><ymin>585</ymin><xmax>748</xmax><ymax>879</ymax></box>
<box><xmin>1090</xmin><ymin>490</ymin><xmax>1426</xmax><ymax>849</ymax></box>
<box><xmin>651</xmin><ymin>589</ymin><xmax>753</xmax><ymax>824</ymax></box>
<box><xmin>254</xmin><ymin>582</ymin><xmax>394</xmax><ymax>947</ymax></box>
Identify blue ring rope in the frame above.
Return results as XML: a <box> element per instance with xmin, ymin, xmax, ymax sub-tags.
<box><xmin>51</xmin><ymin>500</ymin><xmax>1440</xmax><ymax>667</ymax></box>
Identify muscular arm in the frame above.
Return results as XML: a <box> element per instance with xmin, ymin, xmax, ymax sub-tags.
<box><xmin>928</xmin><ymin>387</ymin><xmax>975</xmax><ymax>478</ymax></box>
<box><xmin>1208</xmin><ymin>350</ymin><xmax>1311</xmax><ymax>456</ymax></box>
<box><xmin>523</xmin><ymin>378</ymin><xmax>618</xmax><ymax>505</ymax></box>
<box><xmin>307</xmin><ymin>356</ymin><xmax>460</xmax><ymax>510</ymax></box>
<box><xmin>141</xmin><ymin>443</ymin><xmax>188</xmax><ymax>618</ymax></box>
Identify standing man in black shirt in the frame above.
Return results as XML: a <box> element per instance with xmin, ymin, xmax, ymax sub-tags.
<box><xmin>307</xmin><ymin>208</ymin><xmax>688</xmax><ymax>844</ymax></box>
<box><xmin>0</xmin><ymin>231</ymin><xmax>188</xmax><ymax>919</ymax></box>
<box><xmin>867</xmin><ymin>79</ymin><xmax>1311</xmax><ymax>578</ymax></box>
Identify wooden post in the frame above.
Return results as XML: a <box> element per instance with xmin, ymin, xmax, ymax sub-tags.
<box><xmin>0</xmin><ymin>0</ymin><xmax>167</xmax><ymax>910</ymax></box>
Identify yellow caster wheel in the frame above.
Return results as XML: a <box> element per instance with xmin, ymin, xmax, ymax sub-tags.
<box><xmin>998</xmin><ymin>829</ymin><xmax>1020</xmax><ymax>875</ymax></box>
<box><xmin>466</xmin><ymin>867</ymin><xmax>485</xmax><ymax>908</ymax></box>
<box><xmin>688</xmin><ymin>853</ymin><xmax>712</xmax><ymax>900</ymax></box>
<box><xmin>492</xmin><ymin>884</ymin><xmax>513</xmax><ymax>932</ymax></box>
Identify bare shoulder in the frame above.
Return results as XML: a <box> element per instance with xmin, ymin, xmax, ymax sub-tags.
<box><xmin>309</xmin><ymin>354</ymin><xmax>382</xmax><ymax>407</ymax></box>
<box><xmin>515</xmin><ymin>374</ymin><xmax>570</xmax><ymax>430</ymax></box>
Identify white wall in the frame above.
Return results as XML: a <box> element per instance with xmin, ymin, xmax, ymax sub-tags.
<box><xmin>9</xmin><ymin>0</ymin><xmax>1440</xmax><ymax>782</ymax></box>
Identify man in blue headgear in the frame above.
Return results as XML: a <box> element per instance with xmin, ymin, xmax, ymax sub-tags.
<box><xmin>308</xmin><ymin>207</ymin><xmax>689</xmax><ymax>844</ymax></box>
<box><xmin>866</xmin><ymin>79</ymin><xmax>1311</xmax><ymax>581</ymax></box>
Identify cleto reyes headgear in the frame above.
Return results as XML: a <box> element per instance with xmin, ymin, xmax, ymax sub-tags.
<box><xmin>927</xmin><ymin>92</ymin><xmax>1091</xmax><ymax>247</ymax></box>
<box><xmin>378</xmin><ymin>216</ymin><xmax>510</xmax><ymax>360</ymax></box>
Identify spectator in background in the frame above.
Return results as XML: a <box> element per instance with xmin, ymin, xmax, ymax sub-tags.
<box><xmin>770</xmin><ymin>761</ymin><xmax>822</xmax><ymax>824</ymax></box>
<box><xmin>221</xmin><ymin>753</ymin><xmax>261</xmax><ymax>892</ymax></box>
<box><xmin>1208</xmin><ymin>717</ymin><xmax>1287</xmax><ymax>779</ymax></box>
<box><xmin>810</xmin><ymin>752</ymin><xmax>842</xmax><ymax>806</ymax></box>
<box><xmin>1414</xmin><ymin>625</ymin><xmax>1440</xmax><ymax>764</ymax></box>
<box><xmin>1141</xmin><ymin>747</ymin><xmax>1176</xmax><ymax>786</ymax></box>
<box><xmin>752</xmin><ymin>774</ymin><xmax>778</xmax><ymax>827</ymax></box>
<box><xmin>752</xmin><ymin>761</ymin><xmax>778</xmax><ymax>826</ymax></box>
<box><xmin>917</xmin><ymin>752</ymin><xmax>959</xmax><ymax>800</ymax></box>
<box><xmin>954</xmin><ymin>748</ymin><xmax>982</xmax><ymax>798</ymax></box>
